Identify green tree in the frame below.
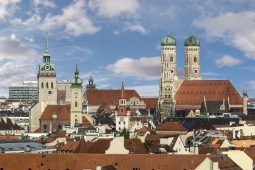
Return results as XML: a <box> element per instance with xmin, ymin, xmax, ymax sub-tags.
<box><xmin>120</xmin><ymin>128</ymin><xmax>130</xmax><ymax>139</ymax></box>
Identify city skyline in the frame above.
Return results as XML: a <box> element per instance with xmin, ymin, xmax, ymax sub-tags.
<box><xmin>0</xmin><ymin>0</ymin><xmax>254</xmax><ymax>97</ymax></box>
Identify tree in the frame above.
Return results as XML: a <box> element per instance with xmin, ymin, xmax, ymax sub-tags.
<box><xmin>120</xmin><ymin>128</ymin><xmax>130</xmax><ymax>139</ymax></box>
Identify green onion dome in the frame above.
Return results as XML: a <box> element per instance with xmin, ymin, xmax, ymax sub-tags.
<box><xmin>161</xmin><ymin>35</ymin><xmax>176</xmax><ymax>46</ymax></box>
<box><xmin>184</xmin><ymin>36</ymin><xmax>200</xmax><ymax>46</ymax></box>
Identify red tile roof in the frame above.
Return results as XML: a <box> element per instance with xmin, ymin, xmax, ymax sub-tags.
<box><xmin>59</xmin><ymin>141</ymin><xmax>80</xmax><ymax>152</ymax></box>
<box><xmin>142</xmin><ymin>97</ymin><xmax>158</xmax><ymax>109</ymax></box>
<box><xmin>86</xmin><ymin>89</ymin><xmax>142</xmax><ymax>105</ymax></box>
<box><xmin>175</xmin><ymin>80</ymin><xmax>242</xmax><ymax>106</ymax></box>
<box><xmin>40</xmin><ymin>105</ymin><xmax>70</xmax><ymax>121</ymax></box>
<box><xmin>156</xmin><ymin>122</ymin><xmax>186</xmax><ymax>132</ymax></box>
<box><xmin>82</xmin><ymin>116</ymin><xmax>93</xmax><ymax>128</ymax></box>
<box><xmin>0</xmin><ymin>153</ymin><xmax>209</xmax><ymax>170</ymax></box>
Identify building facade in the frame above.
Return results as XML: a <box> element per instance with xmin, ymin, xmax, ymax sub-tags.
<box><xmin>184</xmin><ymin>36</ymin><xmax>201</xmax><ymax>80</ymax></box>
<box><xmin>70</xmin><ymin>65</ymin><xmax>83</xmax><ymax>128</ymax></box>
<box><xmin>159</xmin><ymin>35</ymin><xmax>178</xmax><ymax>120</ymax></box>
<box><xmin>9</xmin><ymin>81</ymin><xmax>38</xmax><ymax>101</ymax></box>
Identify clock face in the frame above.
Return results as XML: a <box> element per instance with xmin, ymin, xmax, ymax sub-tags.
<box><xmin>74</xmin><ymin>91</ymin><xmax>78</xmax><ymax>96</ymax></box>
<box><xmin>48</xmin><ymin>90</ymin><xmax>52</xmax><ymax>94</ymax></box>
<box><xmin>44</xmin><ymin>64</ymin><xmax>50</xmax><ymax>71</ymax></box>
<box><xmin>120</xmin><ymin>117</ymin><xmax>124</xmax><ymax>122</ymax></box>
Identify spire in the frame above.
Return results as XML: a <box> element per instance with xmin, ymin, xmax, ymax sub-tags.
<box><xmin>120</xmin><ymin>81</ymin><xmax>126</xmax><ymax>99</ymax></box>
<box><xmin>75</xmin><ymin>64</ymin><xmax>79</xmax><ymax>77</ymax></box>
<box><xmin>43</xmin><ymin>33</ymin><xmax>50</xmax><ymax>62</ymax></box>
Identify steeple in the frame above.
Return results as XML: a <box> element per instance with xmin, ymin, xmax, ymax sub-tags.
<box><xmin>120</xmin><ymin>81</ymin><xmax>126</xmax><ymax>99</ymax></box>
<box><xmin>43</xmin><ymin>33</ymin><xmax>51</xmax><ymax>63</ymax></box>
<box><xmin>86</xmin><ymin>75</ymin><xmax>96</xmax><ymax>89</ymax></box>
<box><xmin>75</xmin><ymin>64</ymin><xmax>79</xmax><ymax>77</ymax></box>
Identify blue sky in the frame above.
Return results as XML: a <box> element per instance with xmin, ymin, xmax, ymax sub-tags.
<box><xmin>0</xmin><ymin>0</ymin><xmax>254</xmax><ymax>97</ymax></box>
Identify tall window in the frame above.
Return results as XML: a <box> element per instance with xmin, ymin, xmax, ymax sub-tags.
<box><xmin>75</xmin><ymin>101</ymin><xmax>78</xmax><ymax>107</ymax></box>
<box><xmin>51</xmin><ymin>82</ymin><xmax>53</xmax><ymax>88</ymax></box>
<box><xmin>194</xmin><ymin>57</ymin><xmax>197</xmax><ymax>62</ymax></box>
<box><xmin>41</xmin><ymin>82</ymin><xmax>44</xmax><ymax>88</ymax></box>
<box><xmin>170</xmin><ymin>56</ymin><xmax>173</xmax><ymax>62</ymax></box>
<box><xmin>46</xmin><ymin>82</ymin><xmax>49</xmax><ymax>88</ymax></box>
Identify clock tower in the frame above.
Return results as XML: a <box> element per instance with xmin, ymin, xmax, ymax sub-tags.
<box><xmin>38</xmin><ymin>34</ymin><xmax>57</xmax><ymax>104</ymax></box>
<box><xmin>70</xmin><ymin>65</ymin><xmax>83</xmax><ymax>128</ymax></box>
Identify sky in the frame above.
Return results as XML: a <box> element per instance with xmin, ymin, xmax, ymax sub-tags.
<box><xmin>0</xmin><ymin>0</ymin><xmax>255</xmax><ymax>97</ymax></box>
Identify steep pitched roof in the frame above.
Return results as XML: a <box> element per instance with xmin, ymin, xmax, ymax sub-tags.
<box><xmin>156</xmin><ymin>122</ymin><xmax>186</xmax><ymax>132</ymax></box>
<box><xmin>40</xmin><ymin>105</ymin><xmax>70</xmax><ymax>121</ymax></box>
<box><xmin>142</xmin><ymin>97</ymin><xmax>158</xmax><ymax>109</ymax></box>
<box><xmin>86</xmin><ymin>89</ymin><xmax>142</xmax><ymax>105</ymax></box>
<box><xmin>124</xmin><ymin>138</ymin><xmax>149</xmax><ymax>154</ymax></box>
<box><xmin>175</xmin><ymin>80</ymin><xmax>242</xmax><ymax>108</ymax></box>
<box><xmin>120</xmin><ymin>81</ymin><xmax>126</xmax><ymax>99</ymax></box>
<box><xmin>0</xmin><ymin>118</ymin><xmax>23</xmax><ymax>130</ymax></box>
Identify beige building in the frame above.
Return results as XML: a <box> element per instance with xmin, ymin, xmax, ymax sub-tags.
<box><xmin>70</xmin><ymin>65</ymin><xmax>83</xmax><ymax>128</ymax></box>
<box><xmin>184</xmin><ymin>36</ymin><xmax>201</xmax><ymax>80</ymax></box>
<box><xmin>159</xmin><ymin>35</ymin><xmax>178</xmax><ymax>120</ymax></box>
<box><xmin>30</xmin><ymin>36</ymin><xmax>57</xmax><ymax>132</ymax></box>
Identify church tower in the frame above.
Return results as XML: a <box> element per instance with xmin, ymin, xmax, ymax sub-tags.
<box><xmin>159</xmin><ymin>35</ymin><xmax>178</xmax><ymax>121</ymax></box>
<box><xmin>38</xmin><ymin>34</ymin><xmax>57</xmax><ymax>104</ymax></box>
<box><xmin>70</xmin><ymin>65</ymin><xmax>83</xmax><ymax>128</ymax></box>
<box><xmin>86</xmin><ymin>75</ymin><xmax>96</xmax><ymax>89</ymax></box>
<box><xmin>184</xmin><ymin>36</ymin><xmax>201</xmax><ymax>80</ymax></box>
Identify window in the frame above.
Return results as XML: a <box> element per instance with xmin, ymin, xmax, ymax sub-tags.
<box><xmin>46</xmin><ymin>82</ymin><xmax>49</xmax><ymax>88</ymax></box>
<box><xmin>194</xmin><ymin>69</ymin><xmax>198</xmax><ymax>74</ymax></box>
<box><xmin>171</xmin><ymin>70</ymin><xmax>174</xmax><ymax>74</ymax></box>
<box><xmin>58</xmin><ymin>124</ymin><xmax>61</xmax><ymax>130</ymax></box>
<box><xmin>170</xmin><ymin>56</ymin><xmax>173</xmax><ymax>62</ymax></box>
<box><xmin>51</xmin><ymin>82</ymin><xmax>53</xmax><ymax>88</ymax></box>
<box><xmin>44</xmin><ymin>124</ymin><xmax>47</xmax><ymax>129</ymax></box>
<box><xmin>41</xmin><ymin>82</ymin><xmax>44</xmax><ymax>88</ymax></box>
<box><xmin>75</xmin><ymin>101</ymin><xmax>78</xmax><ymax>107</ymax></box>
<box><xmin>194</xmin><ymin>57</ymin><xmax>197</xmax><ymax>62</ymax></box>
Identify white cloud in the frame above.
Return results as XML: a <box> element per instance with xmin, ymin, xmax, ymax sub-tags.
<box><xmin>42</xmin><ymin>0</ymin><xmax>100</xmax><ymax>36</ymax></box>
<box><xmin>0</xmin><ymin>38</ymin><xmax>38</xmax><ymax>94</ymax></box>
<box><xmin>89</xmin><ymin>0</ymin><xmax>139</xmax><ymax>18</ymax></box>
<box><xmin>193</xmin><ymin>11</ymin><xmax>255</xmax><ymax>59</ymax></box>
<box><xmin>33</xmin><ymin>0</ymin><xmax>56</xmax><ymax>9</ymax></box>
<box><xmin>216</xmin><ymin>55</ymin><xmax>241</xmax><ymax>67</ymax></box>
<box><xmin>123</xmin><ymin>24</ymin><xmax>148</xmax><ymax>34</ymax></box>
<box><xmin>0</xmin><ymin>0</ymin><xmax>20</xmax><ymax>20</ymax></box>
<box><xmin>106</xmin><ymin>56</ymin><xmax>160</xmax><ymax>80</ymax></box>
<box><xmin>127</xmin><ymin>85</ymin><xmax>159</xmax><ymax>96</ymax></box>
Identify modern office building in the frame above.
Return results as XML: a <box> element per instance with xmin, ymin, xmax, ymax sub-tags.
<box><xmin>9</xmin><ymin>81</ymin><xmax>38</xmax><ymax>101</ymax></box>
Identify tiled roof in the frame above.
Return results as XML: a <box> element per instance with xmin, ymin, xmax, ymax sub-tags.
<box><xmin>0</xmin><ymin>135</ymin><xmax>20</xmax><ymax>141</ymax></box>
<box><xmin>86</xmin><ymin>89</ymin><xmax>141</xmax><ymax>105</ymax></box>
<box><xmin>209</xmin><ymin>155</ymin><xmax>242</xmax><ymax>170</ymax></box>
<box><xmin>156</xmin><ymin>122</ymin><xmax>186</xmax><ymax>132</ymax></box>
<box><xmin>0</xmin><ymin>154</ymin><xmax>209</xmax><ymax>170</ymax></box>
<box><xmin>145</xmin><ymin>134</ymin><xmax>160</xmax><ymax>142</ymax></box>
<box><xmin>175</xmin><ymin>80</ymin><xmax>242</xmax><ymax>106</ymax></box>
<box><xmin>82</xmin><ymin>116</ymin><xmax>93</xmax><ymax>128</ymax></box>
<box><xmin>59</xmin><ymin>140</ymin><xmax>79</xmax><ymax>152</ymax></box>
<box><xmin>40</xmin><ymin>105</ymin><xmax>70</xmax><ymax>121</ymax></box>
<box><xmin>124</xmin><ymin>138</ymin><xmax>149</xmax><ymax>154</ymax></box>
<box><xmin>142</xmin><ymin>97</ymin><xmax>158</xmax><ymax>109</ymax></box>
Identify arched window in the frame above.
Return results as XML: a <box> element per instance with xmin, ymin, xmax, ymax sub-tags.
<box><xmin>41</xmin><ymin>82</ymin><xmax>44</xmax><ymax>88</ymax></box>
<box><xmin>46</xmin><ymin>82</ymin><xmax>49</xmax><ymax>88</ymax></box>
<box><xmin>51</xmin><ymin>82</ymin><xmax>53</xmax><ymax>88</ymax></box>
<box><xmin>75</xmin><ymin>101</ymin><xmax>78</xmax><ymax>107</ymax></box>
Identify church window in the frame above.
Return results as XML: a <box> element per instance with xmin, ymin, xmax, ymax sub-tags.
<box><xmin>194</xmin><ymin>69</ymin><xmax>198</xmax><ymax>74</ymax></box>
<box><xmin>43</xmin><ymin>124</ymin><xmax>47</xmax><ymax>130</ymax></box>
<box><xmin>58</xmin><ymin>124</ymin><xmax>61</xmax><ymax>130</ymax></box>
<box><xmin>75</xmin><ymin>101</ymin><xmax>78</xmax><ymax>107</ymax></box>
<box><xmin>194</xmin><ymin>57</ymin><xmax>197</xmax><ymax>62</ymax></box>
<box><xmin>171</xmin><ymin>70</ymin><xmax>174</xmax><ymax>74</ymax></box>
<box><xmin>46</xmin><ymin>82</ymin><xmax>49</xmax><ymax>88</ymax></box>
<box><xmin>170</xmin><ymin>56</ymin><xmax>173</xmax><ymax>62</ymax></box>
<box><xmin>41</xmin><ymin>82</ymin><xmax>44</xmax><ymax>88</ymax></box>
<box><xmin>51</xmin><ymin>82</ymin><xmax>53</xmax><ymax>88</ymax></box>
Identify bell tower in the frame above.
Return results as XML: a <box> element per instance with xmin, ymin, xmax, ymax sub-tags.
<box><xmin>38</xmin><ymin>33</ymin><xmax>57</xmax><ymax>104</ymax></box>
<box><xmin>159</xmin><ymin>35</ymin><xmax>178</xmax><ymax>121</ymax></box>
<box><xmin>184</xmin><ymin>36</ymin><xmax>201</xmax><ymax>80</ymax></box>
<box><xmin>70</xmin><ymin>65</ymin><xmax>83</xmax><ymax>128</ymax></box>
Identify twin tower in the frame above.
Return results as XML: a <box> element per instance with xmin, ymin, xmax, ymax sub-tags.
<box><xmin>159</xmin><ymin>35</ymin><xmax>201</xmax><ymax>119</ymax></box>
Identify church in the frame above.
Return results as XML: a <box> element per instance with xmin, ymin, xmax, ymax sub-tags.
<box><xmin>158</xmin><ymin>35</ymin><xmax>244</xmax><ymax>120</ymax></box>
<box><xmin>29</xmin><ymin>36</ymin><xmax>84</xmax><ymax>133</ymax></box>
